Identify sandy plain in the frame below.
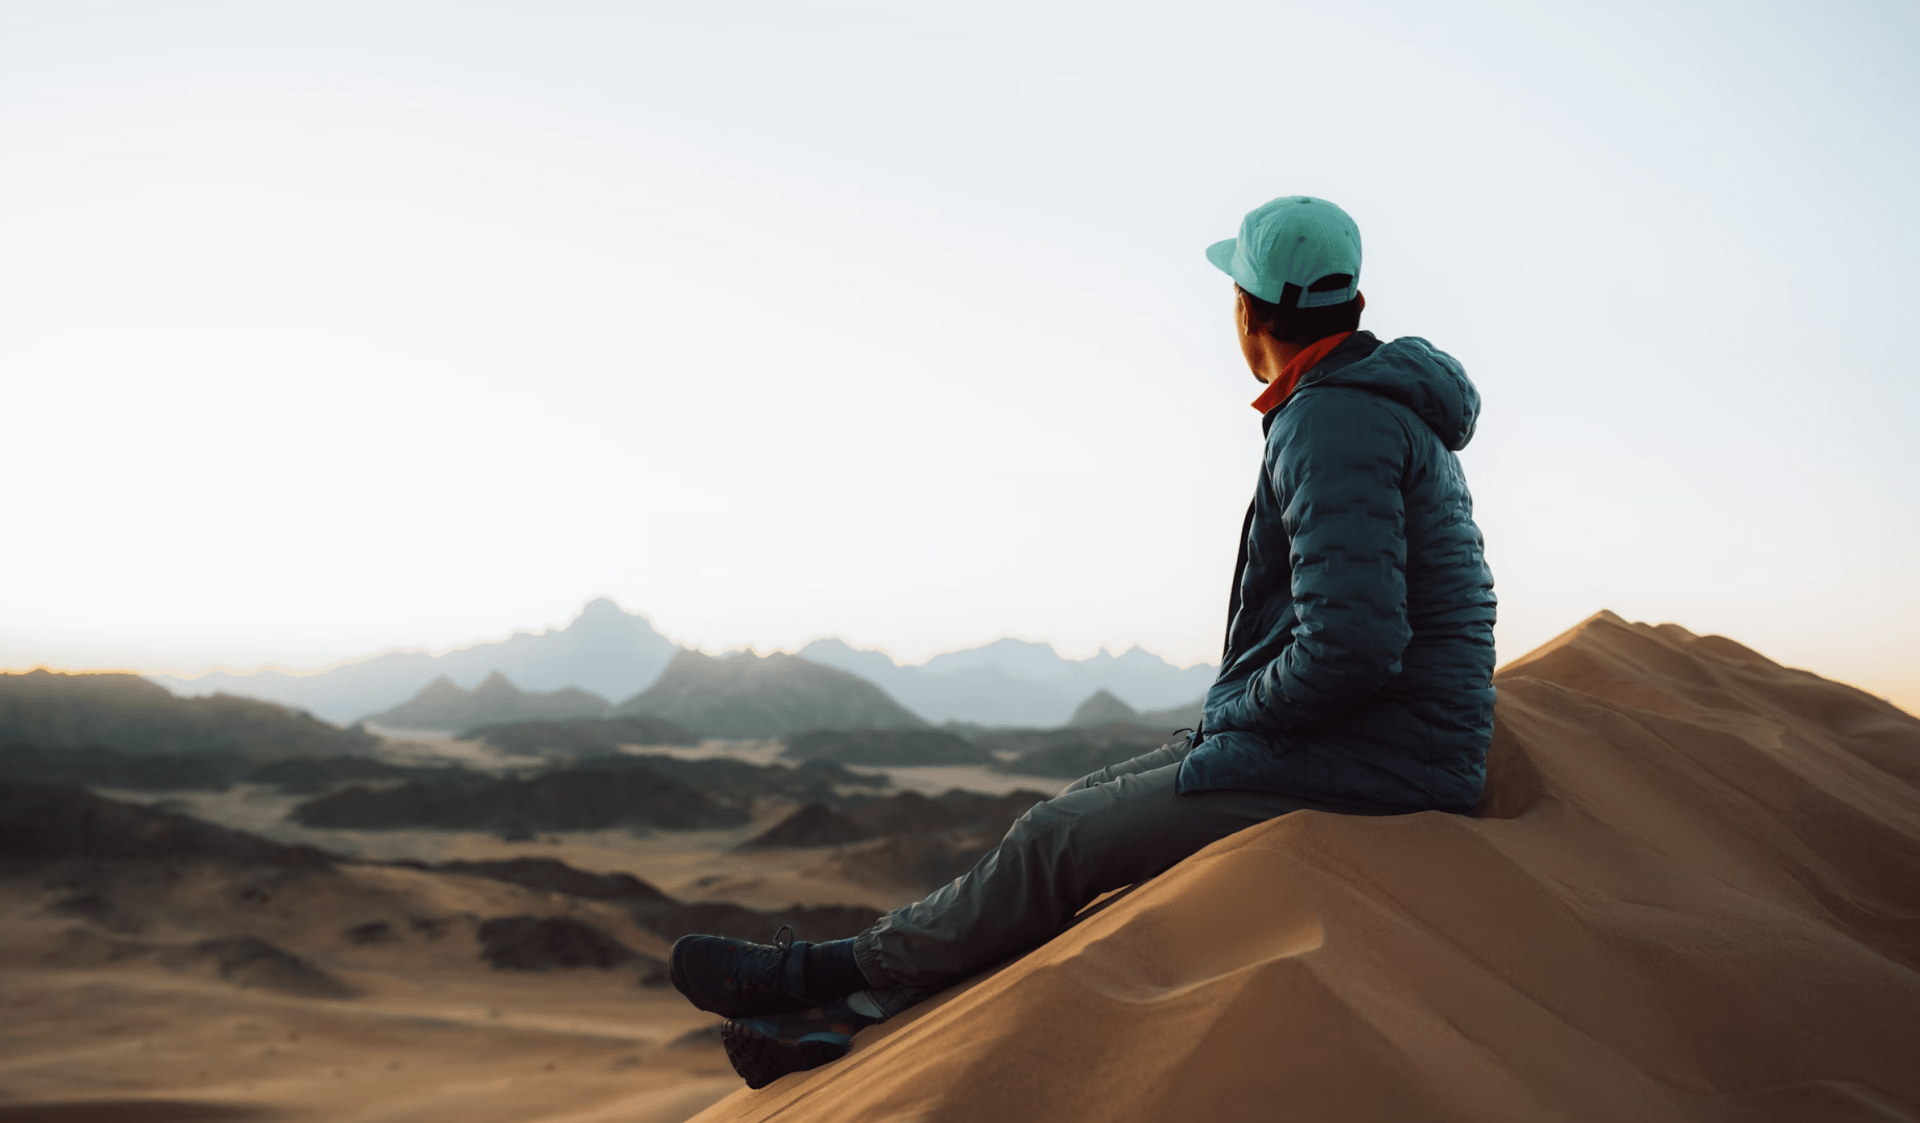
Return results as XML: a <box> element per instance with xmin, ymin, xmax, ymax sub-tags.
<box><xmin>0</xmin><ymin>748</ymin><xmax>954</xmax><ymax>1122</ymax></box>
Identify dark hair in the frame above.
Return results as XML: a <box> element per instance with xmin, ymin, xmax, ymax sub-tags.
<box><xmin>1240</xmin><ymin>274</ymin><xmax>1362</xmax><ymax>346</ymax></box>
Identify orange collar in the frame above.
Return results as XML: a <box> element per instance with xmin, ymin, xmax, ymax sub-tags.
<box><xmin>1251</xmin><ymin>331</ymin><xmax>1353</xmax><ymax>414</ymax></box>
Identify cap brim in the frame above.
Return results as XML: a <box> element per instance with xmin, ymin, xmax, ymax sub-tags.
<box><xmin>1205</xmin><ymin>238</ymin><xmax>1238</xmax><ymax>276</ymax></box>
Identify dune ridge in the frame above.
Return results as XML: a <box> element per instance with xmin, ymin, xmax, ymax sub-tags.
<box><xmin>688</xmin><ymin>612</ymin><xmax>1920</xmax><ymax>1123</ymax></box>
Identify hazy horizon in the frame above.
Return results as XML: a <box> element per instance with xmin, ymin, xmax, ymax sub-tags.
<box><xmin>5</xmin><ymin>2</ymin><xmax>1916</xmax><ymax>713</ymax></box>
<box><xmin>9</xmin><ymin>597</ymin><xmax>1223</xmax><ymax>682</ymax></box>
<box><xmin>12</xmin><ymin>601</ymin><xmax>1911</xmax><ymax>723</ymax></box>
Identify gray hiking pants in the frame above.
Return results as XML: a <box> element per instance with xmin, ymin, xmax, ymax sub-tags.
<box><xmin>847</xmin><ymin>741</ymin><xmax>1313</xmax><ymax>1012</ymax></box>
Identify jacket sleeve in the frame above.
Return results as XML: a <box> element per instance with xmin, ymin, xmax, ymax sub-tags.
<box><xmin>1218</xmin><ymin>392</ymin><xmax>1413</xmax><ymax>735</ymax></box>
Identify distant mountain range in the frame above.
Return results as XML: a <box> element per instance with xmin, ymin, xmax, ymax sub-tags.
<box><xmin>364</xmin><ymin>672</ymin><xmax>613</xmax><ymax>731</ymax></box>
<box><xmin>798</xmin><ymin>637</ymin><xmax>1214</xmax><ymax>726</ymax></box>
<box><xmin>151</xmin><ymin>598</ymin><xmax>678</xmax><ymax>724</ymax></box>
<box><xmin>618</xmin><ymin>650</ymin><xmax>926</xmax><ymax>739</ymax></box>
<box><xmin>147</xmin><ymin>599</ymin><xmax>1215</xmax><ymax>730</ymax></box>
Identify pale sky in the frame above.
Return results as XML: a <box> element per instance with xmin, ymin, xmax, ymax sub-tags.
<box><xmin>4</xmin><ymin>1</ymin><xmax>1917</xmax><ymax>712</ymax></box>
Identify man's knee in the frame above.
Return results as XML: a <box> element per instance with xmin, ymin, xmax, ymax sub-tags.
<box><xmin>1064</xmin><ymin>771</ymin><xmax>1287</xmax><ymax>878</ymax></box>
<box><xmin>1039</xmin><ymin>767</ymin><xmax>1185</xmax><ymax>865</ymax></box>
<box><xmin>1000</xmin><ymin>788</ymin><xmax>1081</xmax><ymax>848</ymax></box>
<box><xmin>995</xmin><ymin>764</ymin><xmax>1252</xmax><ymax>889</ymax></box>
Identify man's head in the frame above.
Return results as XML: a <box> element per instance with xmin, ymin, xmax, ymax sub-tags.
<box><xmin>1209</xmin><ymin>196</ymin><xmax>1365</xmax><ymax>378</ymax></box>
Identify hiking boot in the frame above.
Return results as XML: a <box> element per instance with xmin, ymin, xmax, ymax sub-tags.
<box><xmin>669</xmin><ymin>925</ymin><xmax>815</xmax><ymax>1019</ymax></box>
<box><xmin>722</xmin><ymin>999</ymin><xmax>879</xmax><ymax>1090</ymax></box>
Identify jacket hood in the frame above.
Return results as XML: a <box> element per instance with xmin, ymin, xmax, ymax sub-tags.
<box><xmin>1300</xmin><ymin>332</ymin><xmax>1481</xmax><ymax>451</ymax></box>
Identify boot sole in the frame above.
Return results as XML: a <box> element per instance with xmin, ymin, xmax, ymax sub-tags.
<box><xmin>722</xmin><ymin>1019</ymin><xmax>851</xmax><ymax>1090</ymax></box>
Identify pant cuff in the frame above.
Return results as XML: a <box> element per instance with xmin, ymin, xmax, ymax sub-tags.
<box><xmin>849</xmin><ymin>929</ymin><xmax>892</xmax><ymax>989</ymax></box>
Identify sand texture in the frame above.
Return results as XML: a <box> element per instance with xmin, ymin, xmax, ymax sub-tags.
<box><xmin>0</xmin><ymin>852</ymin><xmax>740</xmax><ymax>1123</ymax></box>
<box><xmin>689</xmin><ymin>612</ymin><xmax>1920</xmax><ymax>1123</ymax></box>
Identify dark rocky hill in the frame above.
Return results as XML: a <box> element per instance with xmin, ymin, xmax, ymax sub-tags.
<box><xmin>818</xmin><ymin>833</ymin><xmax>1000</xmax><ymax>893</ymax></box>
<box><xmin>432</xmin><ymin>857</ymin><xmax>674</xmax><ymax>904</ymax></box>
<box><xmin>1137</xmin><ymin>697</ymin><xmax>1205</xmax><ymax>729</ymax></box>
<box><xmin>457</xmin><ymin>715</ymin><xmax>698</xmax><ymax>756</ymax></box>
<box><xmin>765</xmin><ymin>787</ymin><xmax>1054</xmax><ymax>894</ymax></box>
<box><xmin>175</xmin><ymin>935</ymin><xmax>357</xmax><ymax>998</ymax></box>
<box><xmin>618</xmin><ymin>651</ymin><xmax>926</xmax><ymax>739</ymax></box>
<box><xmin>781</xmin><ymin>728</ymin><xmax>993</xmax><ymax>766</ymax></box>
<box><xmin>244</xmin><ymin>755</ymin><xmax>445</xmax><ymax>795</ymax></box>
<box><xmin>0</xmin><ymin>778</ymin><xmax>335</xmax><ymax>868</ymax></box>
<box><xmin>287</xmin><ymin>752</ymin><xmax>886</xmax><ymax>837</ymax></box>
<box><xmin>0</xmin><ymin>743</ymin><xmax>460</xmax><ymax>795</ymax></box>
<box><xmin>475</xmin><ymin>915</ymin><xmax>643</xmax><ymax>972</ymax></box>
<box><xmin>414</xmin><ymin>855</ymin><xmax>878</xmax><ymax>946</ymax></box>
<box><xmin>741</xmin><ymin>788</ymin><xmax>1047</xmax><ymax>853</ymax></box>
<box><xmin>581</xmin><ymin>752</ymin><xmax>886</xmax><ymax>803</ymax></box>
<box><xmin>0</xmin><ymin>669</ymin><xmax>377</xmax><ymax>761</ymax></box>
<box><xmin>841</xmin><ymin>789</ymin><xmax>1045</xmax><ymax>837</ymax></box>
<box><xmin>1063</xmin><ymin>690</ymin><xmax>1204</xmax><ymax>733</ymax></box>
<box><xmin>737</xmin><ymin>802</ymin><xmax>871</xmax><ymax>850</ymax></box>
<box><xmin>290</xmin><ymin>764</ymin><xmax>748</xmax><ymax>834</ymax></box>
<box><xmin>985</xmin><ymin>721</ymin><xmax>1172</xmax><ymax>779</ymax></box>
<box><xmin>0</xmin><ymin>742</ymin><xmax>252</xmax><ymax>791</ymax></box>
<box><xmin>365</xmin><ymin>671</ymin><xmax>611</xmax><ymax>731</ymax></box>
<box><xmin>1065</xmin><ymin>689</ymin><xmax>1141</xmax><ymax>727</ymax></box>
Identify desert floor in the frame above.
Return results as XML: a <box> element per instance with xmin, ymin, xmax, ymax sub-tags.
<box><xmin>0</xmin><ymin>748</ymin><xmax>978</xmax><ymax>1122</ymax></box>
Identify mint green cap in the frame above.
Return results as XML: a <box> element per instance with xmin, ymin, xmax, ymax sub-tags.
<box><xmin>1206</xmin><ymin>195</ymin><xmax>1362</xmax><ymax>307</ymax></box>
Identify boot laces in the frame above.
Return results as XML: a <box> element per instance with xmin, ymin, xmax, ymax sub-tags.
<box><xmin>738</xmin><ymin>925</ymin><xmax>795</xmax><ymax>996</ymax></box>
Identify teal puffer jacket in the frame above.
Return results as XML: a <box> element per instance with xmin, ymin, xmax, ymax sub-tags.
<box><xmin>1181</xmin><ymin>331</ymin><xmax>1497</xmax><ymax>815</ymax></box>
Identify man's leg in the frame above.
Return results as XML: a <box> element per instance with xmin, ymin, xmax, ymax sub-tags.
<box><xmin>689</xmin><ymin>743</ymin><xmax>1311</xmax><ymax>1086</ymax></box>
<box><xmin>670</xmin><ymin>742</ymin><xmax>1306</xmax><ymax>1015</ymax></box>
<box><xmin>849</xmin><ymin>748</ymin><xmax>1309</xmax><ymax>992</ymax></box>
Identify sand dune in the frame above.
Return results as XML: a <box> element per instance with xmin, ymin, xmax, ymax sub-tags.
<box><xmin>6</xmin><ymin>612</ymin><xmax>1915</xmax><ymax>1122</ymax></box>
<box><xmin>683</xmin><ymin>612</ymin><xmax>1920</xmax><ymax>1122</ymax></box>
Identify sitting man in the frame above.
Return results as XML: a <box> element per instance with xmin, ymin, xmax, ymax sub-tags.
<box><xmin>669</xmin><ymin>195</ymin><xmax>1498</xmax><ymax>1090</ymax></box>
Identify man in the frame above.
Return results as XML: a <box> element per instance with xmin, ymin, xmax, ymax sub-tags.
<box><xmin>670</xmin><ymin>195</ymin><xmax>1497</xmax><ymax>1090</ymax></box>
